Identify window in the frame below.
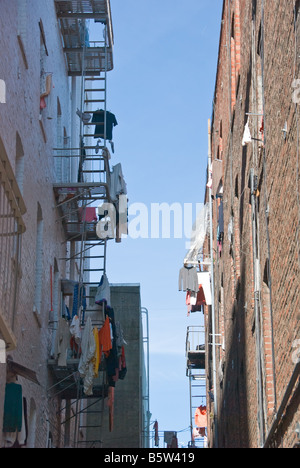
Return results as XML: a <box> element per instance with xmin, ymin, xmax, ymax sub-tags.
<box><xmin>0</xmin><ymin>137</ymin><xmax>26</xmax><ymax>350</ymax></box>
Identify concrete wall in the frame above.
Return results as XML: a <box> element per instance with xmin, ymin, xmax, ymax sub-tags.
<box><xmin>206</xmin><ymin>0</ymin><xmax>300</xmax><ymax>449</ymax></box>
<box><xmin>87</xmin><ymin>285</ymin><xmax>144</xmax><ymax>449</ymax></box>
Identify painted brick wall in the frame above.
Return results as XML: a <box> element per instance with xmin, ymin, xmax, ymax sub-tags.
<box><xmin>0</xmin><ymin>0</ymin><xmax>74</xmax><ymax>448</ymax></box>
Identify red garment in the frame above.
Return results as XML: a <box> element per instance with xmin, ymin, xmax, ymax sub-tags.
<box><xmin>195</xmin><ymin>405</ymin><xmax>207</xmax><ymax>428</ymax></box>
<box><xmin>196</xmin><ymin>287</ymin><xmax>206</xmax><ymax>305</ymax></box>
<box><xmin>79</xmin><ymin>207</ymin><xmax>97</xmax><ymax>223</ymax></box>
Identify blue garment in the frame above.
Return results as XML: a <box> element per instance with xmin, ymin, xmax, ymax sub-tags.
<box><xmin>72</xmin><ymin>283</ymin><xmax>87</xmax><ymax>324</ymax></box>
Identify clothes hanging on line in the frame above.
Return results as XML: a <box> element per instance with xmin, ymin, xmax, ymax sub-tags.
<box><xmin>78</xmin><ymin>317</ymin><xmax>96</xmax><ymax>396</ymax></box>
<box><xmin>72</xmin><ymin>283</ymin><xmax>87</xmax><ymax>323</ymax></box>
<box><xmin>98</xmin><ymin>316</ymin><xmax>112</xmax><ymax>364</ymax></box>
<box><xmin>178</xmin><ymin>266</ymin><xmax>198</xmax><ymax>293</ymax></box>
<box><xmin>197</xmin><ymin>272</ymin><xmax>212</xmax><ymax>306</ymax></box>
<box><xmin>91</xmin><ymin>109</ymin><xmax>118</xmax><ymax>141</ymax></box>
<box><xmin>95</xmin><ymin>273</ymin><xmax>111</xmax><ymax>306</ymax></box>
<box><xmin>109</xmin><ymin>163</ymin><xmax>127</xmax><ymax>202</ymax></box>
<box><xmin>2</xmin><ymin>391</ymin><xmax>28</xmax><ymax>449</ymax></box>
<box><xmin>242</xmin><ymin>119</ymin><xmax>252</xmax><ymax>146</ymax></box>
<box><xmin>194</xmin><ymin>405</ymin><xmax>207</xmax><ymax>428</ymax></box>
<box><xmin>54</xmin><ymin>317</ymin><xmax>71</xmax><ymax>367</ymax></box>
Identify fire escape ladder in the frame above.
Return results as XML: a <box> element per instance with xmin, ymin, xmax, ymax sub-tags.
<box><xmin>48</xmin><ymin>0</ymin><xmax>117</xmax><ymax>449</ymax></box>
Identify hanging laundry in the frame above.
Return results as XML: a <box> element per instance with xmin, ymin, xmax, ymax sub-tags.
<box><xmin>109</xmin><ymin>163</ymin><xmax>127</xmax><ymax>202</ymax></box>
<box><xmin>105</xmin><ymin>308</ymin><xmax>120</xmax><ymax>388</ymax></box>
<box><xmin>119</xmin><ymin>346</ymin><xmax>127</xmax><ymax>380</ymax></box>
<box><xmin>3</xmin><ymin>394</ymin><xmax>28</xmax><ymax>448</ymax></box>
<box><xmin>197</xmin><ymin>272</ymin><xmax>212</xmax><ymax>306</ymax></box>
<box><xmin>70</xmin><ymin>314</ymin><xmax>81</xmax><ymax>345</ymax></box>
<box><xmin>54</xmin><ymin>317</ymin><xmax>70</xmax><ymax>367</ymax></box>
<box><xmin>91</xmin><ymin>109</ymin><xmax>118</xmax><ymax>141</ymax></box>
<box><xmin>76</xmin><ymin>108</ymin><xmax>91</xmax><ymax>124</ymax></box>
<box><xmin>195</xmin><ymin>405</ymin><xmax>207</xmax><ymax>428</ymax></box>
<box><xmin>98</xmin><ymin>316</ymin><xmax>112</xmax><ymax>363</ymax></box>
<box><xmin>95</xmin><ymin>273</ymin><xmax>111</xmax><ymax>306</ymax></box>
<box><xmin>178</xmin><ymin>266</ymin><xmax>198</xmax><ymax>293</ymax></box>
<box><xmin>78</xmin><ymin>317</ymin><xmax>96</xmax><ymax>396</ymax></box>
<box><xmin>79</xmin><ymin>207</ymin><xmax>97</xmax><ymax>223</ymax></box>
<box><xmin>242</xmin><ymin>119</ymin><xmax>252</xmax><ymax>146</ymax></box>
<box><xmin>72</xmin><ymin>283</ymin><xmax>87</xmax><ymax>324</ymax></box>
<box><xmin>206</xmin><ymin>164</ymin><xmax>213</xmax><ymax>189</ymax></box>
<box><xmin>115</xmin><ymin>321</ymin><xmax>127</xmax><ymax>357</ymax></box>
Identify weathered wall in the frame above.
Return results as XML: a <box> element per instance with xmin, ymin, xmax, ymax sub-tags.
<box><xmin>0</xmin><ymin>0</ymin><xmax>72</xmax><ymax>448</ymax></box>
<box><xmin>206</xmin><ymin>0</ymin><xmax>300</xmax><ymax>448</ymax></box>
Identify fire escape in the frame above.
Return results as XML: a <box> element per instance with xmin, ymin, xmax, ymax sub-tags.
<box><xmin>186</xmin><ymin>326</ymin><xmax>207</xmax><ymax>448</ymax></box>
<box><xmin>48</xmin><ymin>0</ymin><xmax>122</xmax><ymax>448</ymax></box>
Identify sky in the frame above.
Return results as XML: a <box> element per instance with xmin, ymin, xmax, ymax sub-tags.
<box><xmin>101</xmin><ymin>0</ymin><xmax>223</xmax><ymax>448</ymax></box>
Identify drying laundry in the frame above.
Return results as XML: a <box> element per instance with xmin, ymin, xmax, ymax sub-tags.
<box><xmin>197</xmin><ymin>271</ymin><xmax>212</xmax><ymax>306</ymax></box>
<box><xmin>178</xmin><ymin>266</ymin><xmax>199</xmax><ymax>293</ymax></box>
<box><xmin>78</xmin><ymin>317</ymin><xmax>96</xmax><ymax>396</ymax></box>
<box><xmin>72</xmin><ymin>283</ymin><xmax>87</xmax><ymax>323</ymax></box>
<box><xmin>98</xmin><ymin>316</ymin><xmax>113</xmax><ymax>363</ymax></box>
<box><xmin>242</xmin><ymin>120</ymin><xmax>252</xmax><ymax>146</ymax></box>
<box><xmin>95</xmin><ymin>273</ymin><xmax>111</xmax><ymax>306</ymax></box>
<box><xmin>79</xmin><ymin>207</ymin><xmax>97</xmax><ymax>223</ymax></box>
<box><xmin>91</xmin><ymin>109</ymin><xmax>118</xmax><ymax>141</ymax></box>
<box><xmin>195</xmin><ymin>405</ymin><xmax>207</xmax><ymax>428</ymax></box>
<box><xmin>70</xmin><ymin>315</ymin><xmax>81</xmax><ymax>345</ymax></box>
<box><xmin>54</xmin><ymin>317</ymin><xmax>71</xmax><ymax>367</ymax></box>
<box><xmin>109</xmin><ymin>163</ymin><xmax>127</xmax><ymax>201</ymax></box>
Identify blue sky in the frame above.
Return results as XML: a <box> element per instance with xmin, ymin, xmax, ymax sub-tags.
<box><xmin>103</xmin><ymin>0</ymin><xmax>223</xmax><ymax>448</ymax></box>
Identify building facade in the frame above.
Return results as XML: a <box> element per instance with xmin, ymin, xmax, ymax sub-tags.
<box><xmin>204</xmin><ymin>0</ymin><xmax>300</xmax><ymax>448</ymax></box>
<box><xmin>0</xmin><ymin>0</ymin><xmax>147</xmax><ymax>449</ymax></box>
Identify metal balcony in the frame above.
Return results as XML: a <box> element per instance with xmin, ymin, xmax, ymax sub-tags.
<box><xmin>54</xmin><ymin>0</ymin><xmax>114</xmax><ymax>75</ymax></box>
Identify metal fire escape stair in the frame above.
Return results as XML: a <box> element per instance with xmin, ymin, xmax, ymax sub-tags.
<box><xmin>48</xmin><ymin>0</ymin><xmax>116</xmax><ymax>449</ymax></box>
<box><xmin>186</xmin><ymin>326</ymin><xmax>207</xmax><ymax>448</ymax></box>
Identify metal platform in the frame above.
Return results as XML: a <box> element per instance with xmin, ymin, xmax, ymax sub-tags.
<box><xmin>48</xmin><ymin>359</ymin><xmax>108</xmax><ymax>399</ymax></box>
<box><xmin>55</xmin><ymin>0</ymin><xmax>114</xmax><ymax>75</ymax></box>
<box><xmin>186</xmin><ymin>326</ymin><xmax>206</xmax><ymax>373</ymax></box>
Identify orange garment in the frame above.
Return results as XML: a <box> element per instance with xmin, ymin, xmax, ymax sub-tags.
<box><xmin>195</xmin><ymin>405</ymin><xmax>207</xmax><ymax>428</ymax></box>
<box><xmin>98</xmin><ymin>317</ymin><xmax>112</xmax><ymax>363</ymax></box>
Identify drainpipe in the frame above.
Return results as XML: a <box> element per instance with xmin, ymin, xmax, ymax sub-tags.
<box><xmin>141</xmin><ymin>307</ymin><xmax>150</xmax><ymax>448</ymax></box>
<box><xmin>208</xmin><ymin>119</ymin><xmax>218</xmax><ymax>447</ymax></box>
<box><xmin>250</xmin><ymin>169</ymin><xmax>265</xmax><ymax>446</ymax></box>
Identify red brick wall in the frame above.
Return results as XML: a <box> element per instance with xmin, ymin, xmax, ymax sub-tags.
<box><xmin>206</xmin><ymin>0</ymin><xmax>300</xmax><ymax>448</ymax></box>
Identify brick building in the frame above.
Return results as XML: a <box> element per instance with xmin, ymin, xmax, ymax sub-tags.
<box><xmin>204</xmin><ymin>0</ymin><xmax>300</xmax><ymax>448</ymax></box>
<box><xmin>0</xmin><ymin>0</ymin><xmax>147</xmax><ymax>449</ymax></box>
